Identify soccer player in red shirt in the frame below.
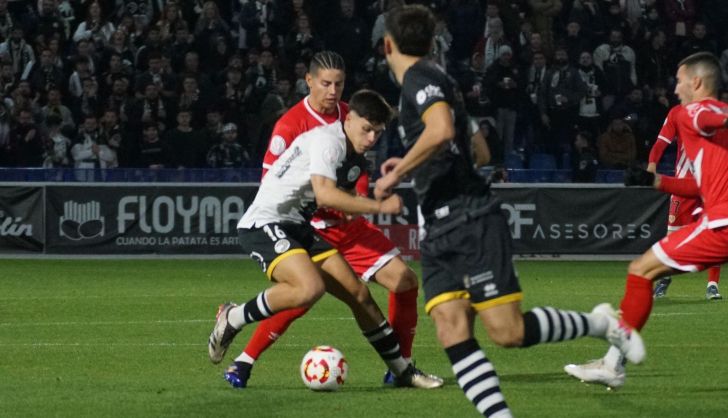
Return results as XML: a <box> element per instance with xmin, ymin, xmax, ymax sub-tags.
<box><xmin>566</xmin><ymin>52</ymin><xmax>728</xmax><ymax>388</ymax></box>
<box><xmin>647</xmin><ymin>105</ymin><xmax>722</xmax><ymax>300</ymax></box>
<box><xmin>224</xmin><ymin>51</ymin><xmax>441</xmax><ymax>389</ymax></box>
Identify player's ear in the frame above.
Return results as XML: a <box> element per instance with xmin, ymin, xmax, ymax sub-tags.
<box><xmin>305</xmin><ymin>72</ymin><xmax>313</xmax><ymax>88</ymax></box>
<box><xmin>383</xmin><ymin>36</ymin><xmax>393</xmax><ymax>56</ymax></box>
<box><xmin>693</xmin><ymin>75</ymin><xmax>703</xmax><ymax>92</ymax></box>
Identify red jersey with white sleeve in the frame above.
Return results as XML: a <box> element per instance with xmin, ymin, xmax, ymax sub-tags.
<box><xmin>648</xmin><ymin>105</ymin><xmax>700</xmax><ymax>229</ymax></box>
<box><xmin>652</xmin><ymin>99</ymin><xmax>728</xmax><ymax>272</ymax></box>
<box><xmin>674</xmin><ymin>99</ymin><xmax>728</xmax><ymax>227</ymax></box>
<box><xmin>261</xmin><ymin>96</ymin><xmax>348</xmax><ymax>176</ymax></box>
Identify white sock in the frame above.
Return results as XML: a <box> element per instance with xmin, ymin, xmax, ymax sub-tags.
<box><xmin>586</xmin><ymin>312</ymin><xmax>609</xmax><ymax>337</ymax></box>
<box><xmin>708</xmin><ymin>281</ymin><xmax>718</xmax><ymax>288</ymax></box>
<box><xmin>234</xmin><ymin>352</ymin><xmax>255</xmax><ymax>365</ymax></box>
<box><xmin>227</xmin><ymin>304</ymin><xmax>246</xmax><ymax>329</ymax></box>
<box><xmin>603</xmin><ymin>345</ymin><xmax>624</xmax><ymax>370</ymax></box>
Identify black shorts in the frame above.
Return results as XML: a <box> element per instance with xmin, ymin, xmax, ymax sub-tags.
<box><xmin>238</xmin><ymin>222</ymin><xmax>337</xmax><ymax>279</ymax></box>
<box><xmin>420</xmin><ymin>201</ymin><xmax>522</xmax><ymax>314</ymax></box>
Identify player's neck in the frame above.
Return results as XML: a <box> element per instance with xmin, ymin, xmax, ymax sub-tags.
<box><xmin>691</xmin><ymin>91</ymin><xmax>717</xmax><ymax>103</ymax></box>
<box><xmin>307</xmin><ymin>96</ymin><xmax>337</xmax><ymax>115</ymax></box>
<box><xmin>390</xmin><ymin>53</ymin><xmax>422</xmax><ymax>85</ymax></box>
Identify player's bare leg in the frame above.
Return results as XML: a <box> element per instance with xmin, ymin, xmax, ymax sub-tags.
<box><xmin>209</xmin><ymin>253</ymin><xmax>326</xmax><ymax>364</ymax></box>
<box><xmin>318</xmin><ymin>254</ymin><xmax>442</xmax><ymax>388</ymax></box>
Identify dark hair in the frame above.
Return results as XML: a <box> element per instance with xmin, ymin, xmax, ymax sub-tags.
<box><xmin>384</xmin><ymin>5</ymin><xmax>435</xmax><ymax>57</ymax></box>
<box><xmin>678</xmin><ymin>52</ymin><xmax>722</xmax><ymax>94</ymax></box>
<box><xmin>309</xmin><ymin>51</ymin><xmax>345</xmax><ymax>75</ymax></box>
<box><xmin>348</xmin><ymin>89</ymin><xmax>393</xmax><ymax>126</ymax></box>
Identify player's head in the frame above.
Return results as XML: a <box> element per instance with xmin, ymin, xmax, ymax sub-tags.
<box><xmin>344</xmin><ymin>89</ymin><xmax>393</xmax><ymax>154</ymax></box>
<box><xmin>306</xmin><ymin>51</ymin><xmax>345</xmax><ymax>114</ymax></box>
<box><xmin>383</xmin><ymin>5</ymin><xmax>435</xmax><ymax>60</ymax></box>
<box><xmin>675</xmin><ymin>52</ymin><xmax>722</xmax><ymax>104</ymax></box>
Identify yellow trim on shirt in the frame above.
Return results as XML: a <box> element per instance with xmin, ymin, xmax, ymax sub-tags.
<box><xmin>420</xmin><ymin>101</ymin><xmax>449</xmax><ymax>122</ymax></box>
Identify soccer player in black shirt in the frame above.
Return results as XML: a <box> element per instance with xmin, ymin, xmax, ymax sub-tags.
<box><xmin>374</xmin><ymin>5</ymin><xmax>645</xmax><ymax>416</ymax></box>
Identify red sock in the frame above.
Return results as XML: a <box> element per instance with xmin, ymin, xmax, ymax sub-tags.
<box><xmin>388</xmin><ymin>288</ymin><xmax>418</xmax><ymax>359</ymax></box>
<box><xmin>242</xmin><ymin>307</ymin><xmax>309</xmax><ymax>360</ymax></box>
<box><xmin>708</xmin><ymin>266</ymin><xmax>721</xmax><ymax>284</ymax></box>
<box><xmin>619</xmin><ymin>274</ymin><xmax>654</xmax><ymax>330</ymax></box>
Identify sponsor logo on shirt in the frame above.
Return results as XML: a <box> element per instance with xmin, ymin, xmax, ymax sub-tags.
<box><xmin>415</xmin><ymin>84</ymin><xmax>445</xmax><ymax>105</ymax></box>
<box><xmin>275</xmin><ymin>146</ymin><xmax>303</xmax><ymax>178</ymax></box>
<box><xmin>270</xmin><ymin>135</ymin><xmax>287</xmax><ymax>156</ymax></box>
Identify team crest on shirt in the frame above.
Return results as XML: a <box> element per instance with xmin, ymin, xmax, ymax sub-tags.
<box><xmin>347</xmin><ymin>166</ymin><xmax>361</xmax><ymax>182</ymax></box>
<box><xmin>415</xmin><ymin>84</ymin><xmax>445</xmax><ymax>105</ymax></box>
<box><xmin>274</xmin><ymin>239</ymin><xmax>291</xmax><ymax>254</ymax></box>
<box><xmin>270</xmin><ymin>135</ymin><xmax>287</xmax><ymax>155</ymax></box>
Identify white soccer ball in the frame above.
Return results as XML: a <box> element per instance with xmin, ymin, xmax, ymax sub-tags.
<box><xmin>300</xmin><ymin>345</ymin><xmax>348</xmax><ymax>391</ymax></box>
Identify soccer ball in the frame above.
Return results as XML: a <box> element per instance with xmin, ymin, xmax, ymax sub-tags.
<box><xmin>300</xmin><ymin>345</ymin><xmax>348</xmax><ymax>391</ymax></box>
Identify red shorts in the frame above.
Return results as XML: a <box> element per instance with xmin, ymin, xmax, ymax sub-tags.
<box><xmin>668</xmin><ymin>195</ymin><xmax>701</xmax><ymax>231</ymax></box>
<box><xmin>653</xmin><ymin>215</ymin><xmax>728</xmax><ymax>272</ymax></box>
<box><xmin>314</xmin><ymin>216</ymin><xmax>400</xmax><ymax>281</ymax></box>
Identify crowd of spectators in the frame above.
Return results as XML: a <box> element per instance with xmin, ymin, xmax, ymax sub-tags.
<box><xmin>0</xmin><ymin>0</ymin><xmax>726</xmax><ymax>181</ymax></box>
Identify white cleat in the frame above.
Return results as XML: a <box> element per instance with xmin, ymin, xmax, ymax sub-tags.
<box><xmin>593</xmin><ymin>303</ymin><xmax>645</xmax><ymax>364</ymax></box>
<box><xmin>208</xmin><ymin>303</ymin><xmax>240</xmax><ymax>364</ymax></box>
<box><xmin>564</xmin><ymin>359</ymin><xmax>625</xmax><ymax>388</ymax></box>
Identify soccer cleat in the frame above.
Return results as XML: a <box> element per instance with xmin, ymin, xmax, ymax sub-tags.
<box><xmin>224</xmin><ymin>361</ymin><xmax>253</xmax><ymax>389</ymax></box>
<box><xmin>593</xmin><ymin>303</ymin><xmax>645</xmax><ymax>364</ymax></box>
<box><xmin>706</xmin><ymin>284</ymin><xmax>723</xmax><ymax>300</ymax></box>
<box><xmin>383</xmin><ymin>369</ymin><xmax>395</xmax><ymax>385</ymax></box>
<box><xmin>653</xmin><ymin>277</ymin><xmax>672</xmax><ymax>299</ymax></box>
<box><xmin>208</xmin><ymin>303</ymin><xmax>241</xmax><ymax>364</ymax></box>
<box><xmin>564</xmin><ymin>358</ymin><xmax>625</xmax><ymax>388</ymax></box>
<box><xmin>393</xmin><ymin>364</ymin><xmax>444</xmax><ymax>389</ymax></box>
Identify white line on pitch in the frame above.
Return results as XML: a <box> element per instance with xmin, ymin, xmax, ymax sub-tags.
<box><xmin>0</xmin><ymin>317</ymin><xmax>356</xmax><ymax>327</ymax></box>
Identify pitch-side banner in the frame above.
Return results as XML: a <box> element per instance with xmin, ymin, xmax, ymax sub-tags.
<box><xmin>39</xmin><ymin>184</ymin><xmax>667</xmax><ymax>255</ymax></box>
<box><xmin>0</xmin><ymin>186</ymin><xmax>44</xmax><ymax>252</ymax></box>
<box><xmin>45</xmin><ymin>185</ymin><xmax>257</xmax><ymax>254</ymax></box>
<box><xmin>491</xmin><ymin>186</ymin><xmax>668</xmax><ymax>254</ymax></box>
<box><xmin>368</xmin><ymin>185</ymin><xmax>668</xmax><ymax>257</ymax></box>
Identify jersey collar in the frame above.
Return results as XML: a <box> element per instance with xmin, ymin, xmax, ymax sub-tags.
<box><xmin>303</xmin><ymin>95</ymin><xmax>341</xmax><ymax>125</ymax></box>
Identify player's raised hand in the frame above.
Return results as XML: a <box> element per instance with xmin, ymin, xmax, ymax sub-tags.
<box><xmin>624</xmin><ymin>165</ymin><xmax>655</xmax><ymax>187</ymax></box>
<box><xmin>378</xmin><ymin>194</ymin><xmax>403</xmax><ymax>214</ymax></box>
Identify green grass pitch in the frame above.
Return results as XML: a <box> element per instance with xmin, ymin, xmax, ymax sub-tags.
<box><xmin>1</xmin><ymin>259</ymin><xmax>727</xmax><ymax>417</ymax></box>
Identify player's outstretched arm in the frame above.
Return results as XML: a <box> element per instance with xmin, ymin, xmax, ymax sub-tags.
<box><xmin>374</xmin><ymin>102</ymin><xmax>455</xmax><ymax>198</ymax></box>
<box><xmin>312</xmin><ymin>174</ymin><xmax>403</xmax><ymax>215</ymax></box>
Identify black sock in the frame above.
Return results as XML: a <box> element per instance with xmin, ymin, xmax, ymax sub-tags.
<box><xmin>237</xmin><ymin>291</ymin><xmax>273</xmax><ymax>324</ymax></box>
<box><xmin>363</xmin><ymin>320</ymin><xmax>408</xmax><ymax>376</ymax></box>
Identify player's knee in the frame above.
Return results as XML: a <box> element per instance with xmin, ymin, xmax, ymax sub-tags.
<box><xmin>294</xmin><ymin>279</ymin><xmax>326</xmax><ymax>307</ymax></box>
<box><xmin>391</xmin><ymin>268</ymin><xmax>418</xmax><ymax>293</ymax></box>
<box><xmin>431</xmin><ymin>309</ymin><xmax>471</xmax><ymax>347</ymax></box>
<box><xmin>627</xmin><ymin>258</ymin><xmax>649</xmax><ymax>277</ymax></box>
<box><xmin>350</xmin><ymin>282</ymin><xmax>374</xmax><ymax>306</ymax></box>
<box><xmin>487</xmin><ymin>325</ymin><xmax>523</xmax><ymax>348</ymax></box>
<box><xmin>376</xmin><ymin>262</ymin><xmax>418</xmax><ymax>293</ymax></box>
